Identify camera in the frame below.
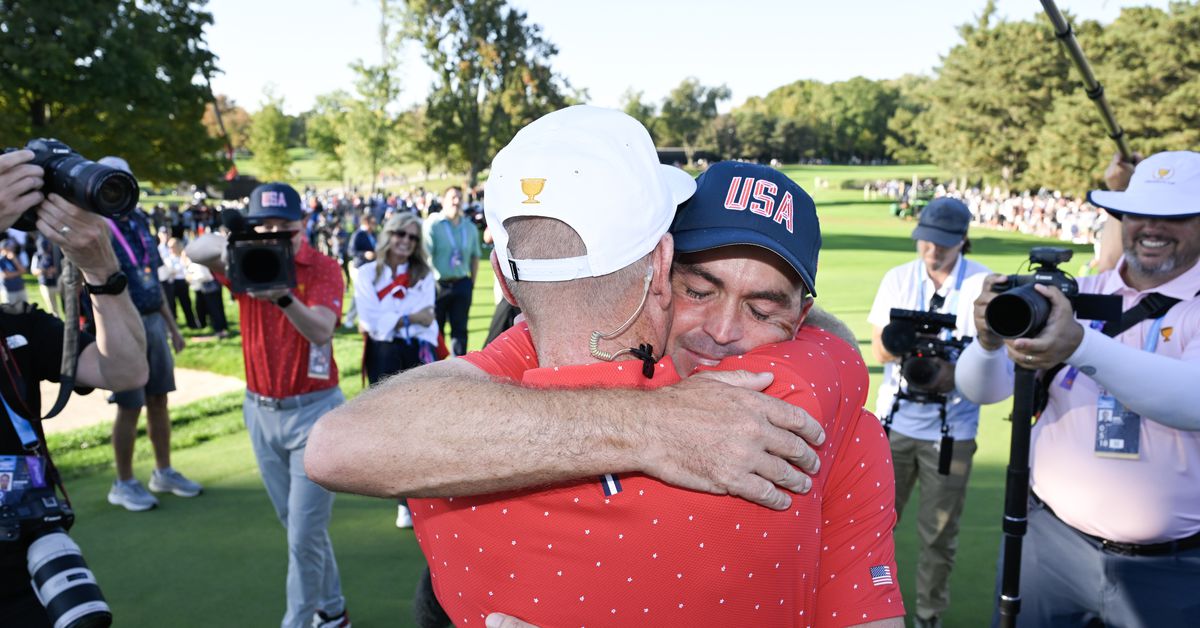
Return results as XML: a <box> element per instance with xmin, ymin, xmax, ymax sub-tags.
<box><xmin>1</xmin><ymin>456</ymin><xmax>111</xmax><ymax>628</ymax></box>
<box><xmin>219</xmin><ymin>208</ymin><xmax>297</xmax><ymax>294</ymax></box>
<box><xmin>881</xmin><ymin>308</ymin><xmax>967</xmax><ymax>392</ymax></box>
<box><xmin>985</xmin><ymin>247</ymin><xmax>1121</xmax><ymax>338</ymax></box>
<box><xmin>2</xmin><ymin>139</ymin><xmax>139</xmax><ymax>231</ymax></box>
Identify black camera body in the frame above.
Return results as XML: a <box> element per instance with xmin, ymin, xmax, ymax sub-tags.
<box><xmin>220</xmin><ymin>208</ymin><xmax>297</xmax><ymax>294</ymax></box>
<box><xmin>2</xmin><ymin>139</ymin><xmax>139</xmax><ymax>231</ymax></box>
<box><xmin>985</xmin><ymin>247</ymin><xmax>1121</xmax><ymax>338</ymax></box>
<box><xmin>882</xmin><ymin>308</ymin><xmax>967</xmax><ymax>393</ymax></box>
<box><xmin>1</xmin><ymin>457</ymin><xmax>111</xmax><ymax>627</ymax></box>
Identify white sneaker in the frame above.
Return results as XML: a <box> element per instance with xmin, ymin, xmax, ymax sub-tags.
<box><xmin>149</xmin><ymin>467</ymin><xmax>203</xmax><ymax>497</ymax></box>
<box><xmin>312</xmin><ymin>609</ymin><xmax>351</xmax><ymax>628</ymax></box>
<box><xmin>108</xmin><ymin>479</ymin><xmax>159</xmax><ymax>511</ymax></box>
<box><xmin>396</xmin><ymin>504</ymin><xmax>413</xmax><ymax>529</ymax></box>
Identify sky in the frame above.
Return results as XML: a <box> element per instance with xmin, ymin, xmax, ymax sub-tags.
<box><xmin>205</xmin><ymin>0</ymin><xmax>1173</xmax><ymax>115</ymax></box>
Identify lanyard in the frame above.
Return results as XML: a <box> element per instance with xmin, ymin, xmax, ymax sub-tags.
<box><xmin>1144</xmin><ymin>316</ymin><xmax>1165</xmax><ymax>353</ymax></box>
<box><xmin>106</xmin><ymin>218</ymin><xmax>151</xmax><ymax>269</ymax></box>
<box><xmin>441</xmin><ymin>218</ymin><xmax>467</xmax><ymax>259</ymax></box>
<box><xmin>917</xmin><ymin>256</ymin><xmax>968</xmax><ymax>337</ymax></box>
<box><xmin>0</xmin><ymin>341</ymin><xmax>38</xmax><ymax>450</ymax></box>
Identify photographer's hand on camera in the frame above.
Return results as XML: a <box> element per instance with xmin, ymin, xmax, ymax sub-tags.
<box><xmin>1004</xmin><ymin>284</ymin><xmax>1084</xmax><ymax>370</ymax></box>
<box><xmin>0</xmin><ymin>149</ymin><xmax>44</xmax><ymax>221</ymax></box>
<box><xmin>1104</xmin><ymin>151</ymin><xmax>1142</xmax><ymax>193</ymax></box>
<box><xmin>35</xmin><ymin>193</ymin><xmax>120</xmax><ymax>283</ymax></box>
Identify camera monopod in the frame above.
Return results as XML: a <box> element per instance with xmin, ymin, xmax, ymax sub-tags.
<box><xmin>1039</xmin><ymin>0</ymin><xmax>1132</xmax><ymax>160</ymax></box>
<box><xmin>997</xmin><ymin>365</ymin><xmax>1036</xmax><ymax>627</ymax></box>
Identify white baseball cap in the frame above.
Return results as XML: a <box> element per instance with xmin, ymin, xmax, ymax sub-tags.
<box><xmin>484</xmin><ymin>105</ymin><xmax>696</xmax><ymax>282</ymax></box>
<box><xmin>1088</xmin><ymin>150</ymin><xmax>1200</xmax><ymax>219</ymax></box>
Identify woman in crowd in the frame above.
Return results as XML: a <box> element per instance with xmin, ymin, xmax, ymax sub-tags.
<box><xmin>353</xmin><ymin>211</ymin><xmax>437</xmax><ymax>529</ymax></box>
<box><xmin>354</xmin><ymin>212</ymin><xmax>437</xmax><ymax>385</ymax></box>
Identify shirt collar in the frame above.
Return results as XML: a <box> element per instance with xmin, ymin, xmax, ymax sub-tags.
<box><xmin>921</xmin><ymin>254</ymin><xmax>963</xmax><ymax>295</ymax></box>
<box><xmin>1104</xmin><ymin>257</ymin><xmax>1200</xmax><ymax>300</ymax></box>
<box><xmin>522</xmin><ymin>357</ymin><xmax>681</xmax><ymax>389</ymax></box>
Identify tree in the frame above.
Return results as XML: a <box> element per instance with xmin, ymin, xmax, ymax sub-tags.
<box><xmin>306</xmin><ymin>91</ymin><xmax>352</xmax><ymax>184</ymax></box>
<box><xmin>658</xmin><ymin>78</ymin><xmax>730</xmax><ymax>166</ymax></box>
<box><xmin>884</xmin><ymin>75</ymin><xmax>932</xmax><ymax>164</ymax></box>
<box><xmin>202</xmin><ymin>94</ymin><xmax>252</xmax><ymax>151</ymax></box>
<box><xmin>342</xmin><ymin>60</ymin><xmax>402</xmax><ymax>193</ymax></box>
<box><xmin>620</xmin><ymin>88</ymin><xmax>659</xmax><ymax>141</ymax></box>
<box><xmin>247</xmin><ymin>91</ymin><xmax>292</xmax><ymax>182</ymax></box>
<box><xmin>400</xmin><ymin>0</ymin><xmax>575</xmax><ymax>185</ymax></box>
<box><xmin>0</xmin><ymin>0</ymin><xmax>226</xmax><ymax>184</ymax></box>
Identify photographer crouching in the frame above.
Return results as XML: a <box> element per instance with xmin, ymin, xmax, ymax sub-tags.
<box><xmin>957</xmin><ymin>151</ymin><xmax>1200</xmax><ymax>626</ymax></box>
<box><xmin>186</xmin><ymin>182</ymin><xmax>350</xmax><ymax>628</ymax></box>
<box><xmin>868</xmin><ymin>197</ymin><xmax>991</xmax><ymax>628</ymax></box>
<box><xmin>0</xmin><ymin>148</ymin><xmax>148</xmax><ymax>626</ymax></box>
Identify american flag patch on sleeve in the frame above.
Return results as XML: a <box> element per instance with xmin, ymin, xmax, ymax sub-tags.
<box><xmin>870</xmin><ymin>565</ymin><xmax>894</xmax><ymax>587</ymax></box>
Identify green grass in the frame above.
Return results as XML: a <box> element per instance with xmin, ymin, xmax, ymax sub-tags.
<box><xmin>42</xmin><ymin>163</ymin><xmax>1084</xmax><ymax>627</ymax></box>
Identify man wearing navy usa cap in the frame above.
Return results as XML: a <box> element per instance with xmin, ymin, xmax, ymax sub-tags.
<box><xmin>188</xmin><ymin>182</ymin><xmax>351</xmax><ymax>628</ymax></box>
<box><xmin>958</xmin><ymin>151</ymin><xmax>1200</xmax><ymax>626</ymax></box>
<box><xmin>867</xmin><ymin>195</ymin><xmax>991</xmax><ymax>628</ymax></box>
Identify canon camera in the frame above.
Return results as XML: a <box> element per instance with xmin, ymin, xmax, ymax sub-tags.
<box><xmin>2</xmin><ymin>139</ymin><xmax>139</xmax><ymax>231</ymax></box>
<box><xmin>881</xmin><ymin>308</ymin><xmax>967</xmax><ymax>392</ymax></box>
<box><xmin>984</xmin><ymin>247</ymin><xmax>1122</xmax><ymax>339</ymax></box>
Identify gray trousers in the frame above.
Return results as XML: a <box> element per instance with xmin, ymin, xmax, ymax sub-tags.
<box><xmin>992</xmin><ymin>498</ymin><xmax>1200</xmax><ymax>627</ymax></box>
<box><xmin>243</xmin><ymin>387</ymin><xmax>346</xmax><ymax>628</ymax></box>
<box><xmin>891</xmin><ymin>431</ymin><xmax>977</xmax><ymax>620</ymax></box>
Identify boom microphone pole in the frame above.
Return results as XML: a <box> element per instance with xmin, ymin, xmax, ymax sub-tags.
<box><xmin>1040</xmin><ymin>0</ymin><xmax>1132</xmax><ymax>160</ymax></box>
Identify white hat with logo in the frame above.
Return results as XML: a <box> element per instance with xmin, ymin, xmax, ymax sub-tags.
<box><xmin>1088</xmin><ymin>150</ymin><xmax>1200</xmax><ymax>219</ymax></box>
<box><xmin>484</xmin><ymin>105</ymin><xmax>696</xmax><ymax>282</ymax></box>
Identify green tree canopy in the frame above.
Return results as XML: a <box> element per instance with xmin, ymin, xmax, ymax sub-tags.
<box><xmin>247</xmin><ymin>91</ymin><xmax>292</xmax><ymax>182</ymax></box>
<box><xmin>0</xmin><ymin>0</ymin><xmax>225</xmax><ymax>184</ymax></box>
<box><xmin>658</xmin><ymin>78</ymin><xmax>730</xmax><ymax>165</ymax></box>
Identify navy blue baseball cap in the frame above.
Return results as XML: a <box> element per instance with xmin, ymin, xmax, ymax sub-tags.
<box><xmin>247</xmin><ymin>182</ymin><xmax>303</xmax><ymax>221</ymax></box>
<box><xmin>670</xmin><ymin>161</ymin><xmax>820</xmax><ymax>296</ymax></box>
<box><xmin>911</xmin><ymin>197</ymin><xmax>971</xmax><ymax>247</ymax></box>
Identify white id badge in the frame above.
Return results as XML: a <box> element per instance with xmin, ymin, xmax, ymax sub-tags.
<box><xmin>1094</xmin><ymin>393</ymin><xmax>1141</xmax><ymax>459</ymax></box>
<box><xmin>308</xmin><ymin>342</ymin><xmax>333</xmax><ymax>380</ymax></box>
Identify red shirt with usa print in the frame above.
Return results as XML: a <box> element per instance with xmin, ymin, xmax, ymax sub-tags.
<box><xmin>216</xmin><ymin>240</ymin><xmax>344</xmax><ymax>397</ymax></box>
<box><xmin>411</xmin><ymin>324</ymin><xmax>904</xmax><ymax>627</ymax></box>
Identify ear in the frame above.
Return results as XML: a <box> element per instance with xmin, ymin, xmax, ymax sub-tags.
<box><xmin>792</xmin><ymin>295</ymin><xmax>816</xmax><ymax>335</ymax></box>
<box><xmin>490</xmin><ymin>250</ymin><xmax>519</xmax><ymax>307</ymax></box>
<box><xmin>648</xmin><ymin>233</ymin><xmax>674</xmax><ymax>311</ymax></box>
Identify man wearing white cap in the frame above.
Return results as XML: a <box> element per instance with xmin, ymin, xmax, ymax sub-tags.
<box><xmin>957</xmin><ymin>150</ymin><xmax>1200</xmax><ymax>626</ymax></box>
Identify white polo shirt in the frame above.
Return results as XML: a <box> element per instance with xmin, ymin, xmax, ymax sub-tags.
<box><xmin>868</xmin><ymin>254</ymin><xmax>991</xmax><ymax>441</ymax></box>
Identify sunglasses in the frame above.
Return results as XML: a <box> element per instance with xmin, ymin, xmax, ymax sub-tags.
<box><xmin>391</xmin><ymin>231</ymin><xmax>421</xmax><ymax>243</ymax></box>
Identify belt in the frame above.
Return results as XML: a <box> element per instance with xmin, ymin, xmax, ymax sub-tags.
<box><xmin>246</xmin><ymin>388</ymin><xmax>336</xmax><ymax>411</ymax></box>
<box><xmin>1033</xmin><ymin>492</ymin><xmax>1200</xmax><ymax>557</ymax></box>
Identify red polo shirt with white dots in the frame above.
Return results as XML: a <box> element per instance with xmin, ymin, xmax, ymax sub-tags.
<box><xmin>216</xmin><ymin>240</ymin><xmax>344</xmax><ymax>397</ymax></box>
<box><xmin>412</xmin><ymin>325</ymin><xmax>904</xmax><ymax>627</ymax></box>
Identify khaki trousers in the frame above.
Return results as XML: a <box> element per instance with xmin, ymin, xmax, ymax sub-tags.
<box><xmin>890</xmin><ymin>431</ymin><xmax>977</xmax><ymax>620</ymax></box>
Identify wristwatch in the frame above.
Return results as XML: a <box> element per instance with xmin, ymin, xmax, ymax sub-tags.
<box><xmin>275</xmin><ymin>294</ymin><xmax>294</xmax><ymax>308</ymax></box>
<box><xmin>84</xmin><ymin>271</ymin><xmax>129</xmax><ymax>296</ymax></box>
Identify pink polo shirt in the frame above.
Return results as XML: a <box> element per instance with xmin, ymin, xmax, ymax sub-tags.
<box><xmin>1032</xmin><ymin>258</ymin><xmax>1200</xmax><ymax>543</ymax></box>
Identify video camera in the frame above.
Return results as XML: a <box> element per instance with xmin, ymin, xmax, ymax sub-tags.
<box><xmin>219</xmin><ymin>208</ymin><xmax>297</xmax><ymax>294</ymax></box>
<box><xmin>984</xmin><ymin>247</ymin><xmax>1121</xmax><ymax>338</ymax></box>
<box><xmin>2</xmin><ymin>139</ymin><xmax>139</xmax><ymax>231</ymax></box>
<box><xmin>1</xmin><ymin>456</ymin><xmax>111</xmax><ymax>627</ymax></box>
<box><xmin>881</xmin><ymin>308</ymin><xmax>967</xmax><ymax>393</ymax></box>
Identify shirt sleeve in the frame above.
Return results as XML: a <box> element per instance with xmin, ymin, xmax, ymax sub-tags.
<box><xmin>460</xmin><ymin>322</ymin><xmax>538</xmax><ymax>381</ymax></box>
<box><xmin>27</xmin><ymin>304</ymin><xmax>95</xmax><ymax>388</ymax></box>
<box><xmin>867</xmin><ymin>267</ymin><xmax>901</xmax><ymax>329</ymax></box>
<box><xmin>303</xmin><ymin>255</ymin><xmax>345</xmax><ymax>323</ymax></box>
<box><xmin>469</xmin><ymin>221</ymin><xmax>482</xmax><ymax>260</ymax></box>
<box><xmin>814</xmin><ymin>408</ymin><xmax>905</xmax><ymax>624</ymax></box>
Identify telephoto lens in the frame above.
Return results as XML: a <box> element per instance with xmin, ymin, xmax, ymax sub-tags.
<box><xmin>27</xmin><ymin>531</ymin><xmax>112</xmax><ymax>628</ymax></box>
<box><xmin>985</xmin><ymin>283</ymin><xmax>1051</xmax><ymax>339</ymax></box>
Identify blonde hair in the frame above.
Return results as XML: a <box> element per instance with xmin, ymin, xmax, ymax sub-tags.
<box><xmin>374</xmin><ymin>212</ymin><xmax>430</xmax><ymax>285</ymax></box>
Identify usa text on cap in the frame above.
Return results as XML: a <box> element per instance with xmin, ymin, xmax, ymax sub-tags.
<box><xmin>670</xmin><ymin>161</ymin><xmax>820</xmax><ymax>296</ymax></box>
<box><xmin>247</xmin><ymin>182</ymin><xmax>303</xmax><ymax>222</ymax></box>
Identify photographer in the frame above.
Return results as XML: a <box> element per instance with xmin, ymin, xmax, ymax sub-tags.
<box><xmin>867</xmin><ymin>197</ymin><xmax>991</xmax><ymax>628</ymax></box>
<box><xmin>957</xmin><ymin>151</ymin><xmax>1200</xmax><ymax>626</ymax></box>
<box><xmin>186</xmin><ymin>182</ymin><xmax>349</xmax><ymax>628</ymax></box>
<box><xmin>0</xmin><ymin>149</ymin><xmax>148</xmax><ymax>625</ymax></box>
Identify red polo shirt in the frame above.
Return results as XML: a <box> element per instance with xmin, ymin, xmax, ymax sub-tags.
<box><xmin>414</xmin><ymin>325</ymin><xmax>903</xmax><ymax>627</ymax></box>
<box><xmin>217</xmin><ymin>241</ymin><xmax>344</xmax><ymax>397</ymax></box>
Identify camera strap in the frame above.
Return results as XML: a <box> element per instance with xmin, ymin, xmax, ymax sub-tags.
<box><xmin>1034</xmin><ymin>291</ymin><xmax>1188</xmax><ymax>416</ymax></box>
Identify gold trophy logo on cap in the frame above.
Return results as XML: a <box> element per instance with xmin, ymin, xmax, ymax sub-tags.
<box><xmin>521</xmin><ymin>178</ymin><xmax>546</xmax><ymax>204</ymax></box>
